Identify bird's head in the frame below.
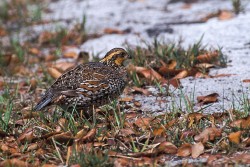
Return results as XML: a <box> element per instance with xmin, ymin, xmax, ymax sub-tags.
<box><xmin>100</xmin><ymin>48</ymin><xmax>131</xmax><ymax>67</ymax></box>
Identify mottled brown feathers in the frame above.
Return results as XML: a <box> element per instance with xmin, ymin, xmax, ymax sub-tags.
<box><xmin>33</xmin><ymin>48</ymin><xmax>130</xmax><ymax>111</ymax></box>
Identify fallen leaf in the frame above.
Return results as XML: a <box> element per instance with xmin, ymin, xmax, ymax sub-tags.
<box><xmin>27</xmin><ymin>143</ymin><xmax>38</xmax><ymax>152</ymax></box>
<box><xmin>218</xmin><ymin>10</ymin><xmax>234</xmax><ymax>20</ymax></box>
<box><xmin>160</xmin><ymin>59</ymin><xmax>177</xmax><ymax>70</ymax></box>
<box><xmin>48</xmin><ymin>67</ymin><xmax>62</xmax><ymax>79</ymax></box>
<box><xmin>196</xmin><ymin>51</ymin><xmax>219</xmax><ymax>63</ymax></box>
<box><xmin>153</xmin><ymin>126</ymin><xmax>165</xmax><ymax>137</ymax></box>
<box><xmin>177</xmin><ymin>143</ymin><xmax>192</xmax><ymax>157</ymax></box>
<box><xmin>133</xmin><ymin>101</ymin><xmax>141</xmax><ymax>107</ymax></box>
<box><xmin>132</xmin><ymin>86</ymin><xmax>151</xmax><ymax>95</ymax></box>
<box><xmin>134</xmin><ymin>66</ymin><xmax>166</xmax><ymax>83</ymax></box>
<box><xmin>119</xmin><ymin>96</ymin><xmax>133</xmax><ymax>102</ymax></box>
<box><xmin>180</xmin><ymin>130</ymin><xmax>196</xmax><ymax>140</ymax></box>
<box><xmin>212</xmin><ymin>74</ymin><xmax>235</xmax><ymax>78</ymax></box>
<box><xmin>187</xmin><ymin>112</ymin><xmax>204</xmax><ymax>127</ymax></box>
<box><xmin>0</xmin><ymin>53</ymin><xmax>12</xmax><ymax>66</ymax></box>
<box><xmin>53</xmin><ymin>62</ymin><xmax>75</xmax><ymax>72</ymax></box>
<box><xmin>48</xmin><ymin>131</ymin><xmax>74</xmax><ymax>145</ymax></box>
<box><xmin>194</xmin><ymin>127</ymin><xmax>222</xmax><ymax>143</ymax></box>
<box><xmin>42</xmin><ymin>164</ymin><xmax>58</xmax><ymax>167</ymax></box>
<box><xmin>0</xmin><ymin>158</ymin><xmax>29</xmax><ymax>167</ymax></box>
<box><xmin>28</xmin><ymin>48</ymin><xmax>40</xmax><ymax>55</ymax></box>
<box><xmin>243</xmin><ymin>79</ymin><xmax>250</xmax><ymax>83</ymax></box>
<box><xmin>191</xmin><ymin>142</ymin><xmax>204</xmax><ymax>158</ymax></box>
<box><xmin>44</xmin><ymin>54</ymin><xmax>57</xmax><ymax>62</ymax></box>
<box><xmin>39</xmin><ymin>31</ymin><xmax>54</xmax><ymax>44</ymax></box>
<box><xmin>158</xmin><ymin>68</ymin><xmax>182</xmax><ymax>78</ymax></box>
<box><xmin>134</xmin><ymin>117</ymin><xmax>153</xmax><ymax>130</ymax></box>
<box><xmin>195</xmin><ymin>63</ymin><xmax>214</xmax><ymax>69</ymax></box>
<box><xmin>0</xmin><ymin>27</ymin><xmax>7</xmax><ymax>36</ymax></box>
<box><xmin>75</xmin><ymin>129</ymin><xmax>87</xmax><ymax>140</ymax></box>
<box><xmin>63</xmin><ymin>51</ymin><xmax>78</xmax><ymax>59</ymax></box>
<box><xmin>77</xmin><ymin>128</ymin><xmax>96</xmax><ymax>143</ymax></box>
<box><xmin>119</xmin><ymin>128</ymin><xmax>135</xmax><ymax>137</ymax></box>
<box><xmin>157</xmin><ymin>141</ymin><xmax>177</xmax><ymax>154</ymax></box>
<box><xmin>167</xmin><ymin>78</ymin><xmax>181</xmax><ymax>88</ymax></box>
<box><xmin>230</xmin><ymin>116</ymin><xmax>250</xmax><ymax>129</ymax></box>
<box><xmin>173</xmin><ymin>70</ymin><xmax>188</xmax><ymax>79</ymax></box>
<box><xmin>104</xmin><ymin>28</ymin><xmax>129</xmax><ymax>34</ymax></box>
<box><xmin>197</xmin><ymin>93</ymin><xmax>219</xmax><ymax>105</ymax></box>
<box><xmin>228</xmin><ymin>131</ymin><xmax>241</xmax><ymax>144</ymax></box>
<box><xmin>30</xmin><ymin>78</ymin><xmax>37</xmax><ymax>90</ymax></box>
<box><xmin>18</xmin><ymin>128</ymin><xmax>34</xmax><ymax>143</ymax></box>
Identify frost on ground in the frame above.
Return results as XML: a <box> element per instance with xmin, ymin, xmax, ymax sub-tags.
<box><xmin>42</xmin><ymin>0</ymin><xmax>250</xmax><ymax>113</ymax></box>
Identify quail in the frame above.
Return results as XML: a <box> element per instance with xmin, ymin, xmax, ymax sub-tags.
<box><xmin>34</xmin><ymin>48</ymin><xmax>131</xmax><ymax>112</ymax></box>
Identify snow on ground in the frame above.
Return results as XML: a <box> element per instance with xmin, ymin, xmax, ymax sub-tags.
<box><xmin>42</xmin><ymin>0</ymin><xmax>250</xmax><ymax>113</ymax></box>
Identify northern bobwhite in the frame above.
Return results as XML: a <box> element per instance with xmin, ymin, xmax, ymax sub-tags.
<box><xmin>34</xmin><ymin>48</ymin><xmax>131</xmax><ymax>111</ymax></box>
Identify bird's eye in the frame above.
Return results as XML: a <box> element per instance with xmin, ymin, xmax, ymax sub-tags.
<box><xmin>120</xmin><ymin>52</ymin><xmax>126</xmax><ymax>57</ymax></box>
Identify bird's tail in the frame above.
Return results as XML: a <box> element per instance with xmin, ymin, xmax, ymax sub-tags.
<box><xmin>33</xmin><ymin>90</ymin><xmax>54</xmax><ymax>111</ymax></box>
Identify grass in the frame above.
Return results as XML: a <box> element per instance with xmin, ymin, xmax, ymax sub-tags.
<box><xmin>232</xmin><ymin>0</ymin><xmax>244</xmax><ymax>15</ymax></box>
<box><xmin>126</xmin><ymin>37</ymin><xmax>227</xmax><ymax>87</ymax></box>
<box><xmin>0</xmin><ymin>0</ymin><xmax>249</xmax><ymax>165</ymax></box>
<box><xmin>69</xmin><ymin>148</ymin><xmax>112</xmax><ymax>167</ymax></box>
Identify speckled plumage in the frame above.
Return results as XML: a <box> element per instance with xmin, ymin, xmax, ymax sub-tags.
<box><xmin>34</xmin><ymin>48</ymin><xmax>131</xmax><ymax>111</ymax></box>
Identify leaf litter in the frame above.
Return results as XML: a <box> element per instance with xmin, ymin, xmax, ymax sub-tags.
<box><xmin>0</xmin><ymin>0</ymin><xmax>249</xmax><ymax>166</ymax></box>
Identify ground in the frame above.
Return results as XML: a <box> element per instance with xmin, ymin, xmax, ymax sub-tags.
<box><xmin>0</xmin><ymin>0</ymin><xmax>250</xmax><ymax>166</ymax></box>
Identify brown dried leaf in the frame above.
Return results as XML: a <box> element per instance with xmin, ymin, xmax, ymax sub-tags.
<box><xmin>27</xmin><ymin>143</ymin><xmax>38</xmax><ymax>152</ymax></box>
<box><xmin>53</xmin><ymin>62</ymin><xmax>75</xmax><ymax>72</ymax></box>
<box><xmin>132</xmin><ymin>86</ymin><xmax>151</xmax><ymax>95</ymax></box>
<box><xmin>30</xmin><ymin>78</ymin><xmax>37</xmax><ymax>90</ymax></box>
<box><xmin>78</xmin><ymin>128</ymin><xmax>96</xmax><ymax>143</ymax></box>
<box><xmin>212</xmin><ymin>74</ymin><xmax>235</xmax><ymax>78</ymax></box>
<box><xmin>195</xmin><ymin>63</ymin><xmax>214</xmax><ymax>69</ymax></box>
<box><xmin>104</xmin><ymin>28</ymin><xmax>127</xmax><ymax>34</ymax></box>
<box><xmin>187</xmin><ymin>112</ymin><xmax>204</xmax><ymax>127</ymax></box>
<box><xmin>133</xmin><ymin>101</ymin><xmax>141</xmax><ymax>107</ymax></box>
<box><xmin>228</xmin><ymin>131</ymin><xmax>241</xmax><ymax>144</ymax></box>
<box><xmin>42</xmin><ymin>164</ymin><xmax>58</xmax><ymax>167</ymax></box>
<box><xmin>119</xmin><ymin>96</ymin><xmax>133</xmax><ymax>102</ymax></box>
<box><xmin>134</xmin><ymin>66</ymin><xmax>166</xmax><ymax>83</ymax></box>
<box><xmin>194</xmin><ymin>127</ymin><xmax>222</xmax><ymax>143</ymax></box>
<box><xmin>0</xmin><ymin>158</ymin><xmax>29</xmax><ymax>167</ymax></box>
<box><xmin>164</xmin><ymin>118</ymin><xmax>178</xmax><ymax>129</ymax></box>
<box><xmin>0</xmin><ymin>54</ymin><xmax>13</xmax><ymax>66</ymax></box>
<box><xmin>168</xmin><ymin>78</ymin><xmax>181</xmax><ymax>88</ymax></box>
<box><xmin>230</xmin><ymin>116</ymin><xmax>250</xmax><ymax>129</ymax></box>
<box><xmin>196</xmin><ymin>51</ymin><xmax>219</xmax><ymax>63</ymax></box>
<box><xmin>45</xmin><ymin>54</ymin><xmax>57</xmax><ymax>62</ymax></box>
<box><xmin>153</xmin><ymin>126</ymin><xmax>165</xmax><ymax>137</ymax></box>
<box><xmin>134</xmin><ymin>117</ymin><xmax>152</xmax><ymax>130</ymax></box>
<box><xmin>119</xmin><ymin>128</ymin><xmax>135</xmax><ymax>137</ymax></box>
<box><xmin>18</xmin><ymin>128</ymin><xmax>34</xmax><ymax>143</ymax></box>
<box><xmin>39</xmin><ymin>31</ymin><xmax>54</xmax><ymax>44</ymax></box>
<box><xmin>75</xmin><ymin>129</ymin><xmax>87</xmax><ymax>140</ymax></box>
<box><xmin>158</xmin><ymin>68</ymin><xmax>182</xmax><ymax>78</ymax></box>
<box><xmin>173</xmin><ymin>70</ymin><xmax>188</xmax><ymax>79</ymax></box>
<box><xmin>197</xmin><ymin>93</ymin><xmax>219</xmax><ymax>105</ymax></box>
<box><xmin>48</xmin><ymin>131</ymin><xmax>74</xmax><ymax>145</ymax></box>
<box><xmin>180</xmin><ymin>130</ymin><xmax>196</xmax><ymax>140</ymax></box>
<box><xmin>191</xmin><ymin>142</ymin><xmax>204</xmax><ymax>158</ymax></box>
<box><xmin>28</xmin><ymin>48</ymin><xmax>40</xmax><ymax>55</ymax></box>
<box><xmin>243</xmin><ymin>79</ymin><xmax>250</xmax><ymax>83</ymax></box>
<box><xmin>177</xmin><ymin>143</ymin><xmax>192</xmax><ymax>157</ymax></box>
<box><xmin>63</xmin><ymin>51</ymin><xmax>78</xmax><ymax>59</ymax></box>
<box><xmin>48</xmin><ymin>67</ymin><xmax>62</xmax><ymax>79</ymax></box>
<box><xmin>218</xmin><ymin>10</ymin><xmax>234</xmax><ymax>20</ymax></box>
<box><xmin>0</xmin><ymin>27</ymin><xmax>7</xmax><ymax>36</ymax></box>
<box><xmin>157</xmin><ymin>141</ymin><xmax>177</xmax><ymax>154</ymax></box>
